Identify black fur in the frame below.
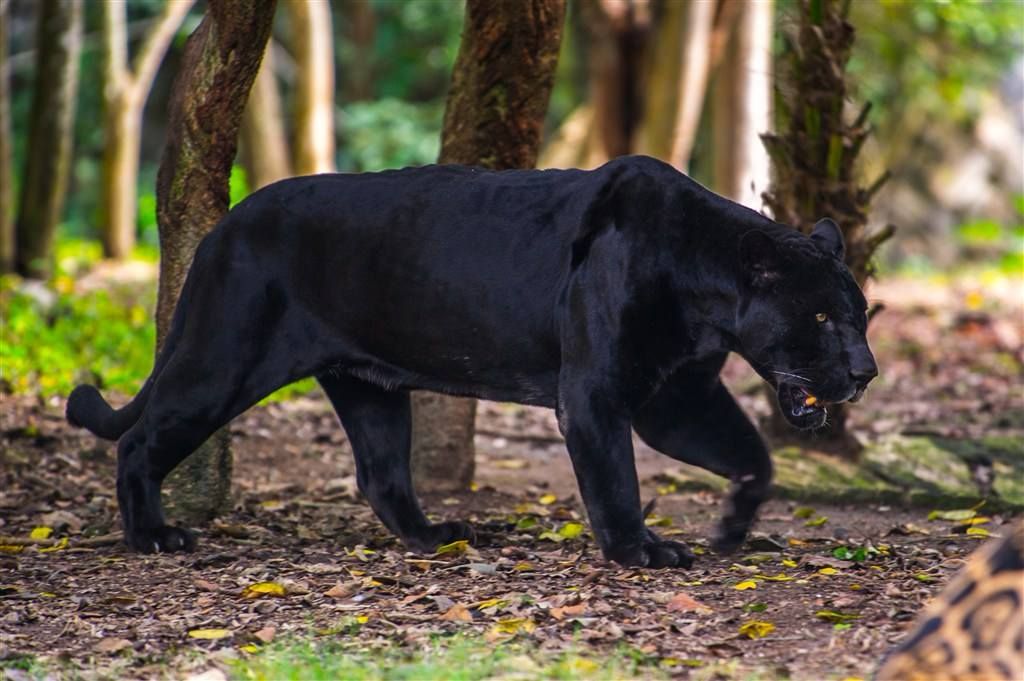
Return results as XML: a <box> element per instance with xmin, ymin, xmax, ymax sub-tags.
<box><xmin>66</xmin><ymin>156</ymin><xmax>876</xmax><ymax>566</ymax></box>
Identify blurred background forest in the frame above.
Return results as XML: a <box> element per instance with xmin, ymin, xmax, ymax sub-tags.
<box><xmin>1</xmin><ymin>0</ymin><xmax>1021</xmax><ymax>399</ymax></box>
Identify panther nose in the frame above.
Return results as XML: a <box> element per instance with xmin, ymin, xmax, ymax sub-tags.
<box><xmin>850</xmin><ymin>363</ymin><xmax>878</xmax><ymax>385</ymax></box>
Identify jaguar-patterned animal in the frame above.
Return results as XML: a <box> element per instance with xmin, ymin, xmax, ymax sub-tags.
<box><xmin>876</xmin><ymin>522</ymin><xmax>1024</xmax><ymax>681</ymax></box>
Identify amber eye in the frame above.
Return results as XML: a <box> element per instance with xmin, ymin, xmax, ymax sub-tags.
<box><xmin>815</xmin><ymin>313</ymin><xmax>829</xmax><ymax>323</ymax></box>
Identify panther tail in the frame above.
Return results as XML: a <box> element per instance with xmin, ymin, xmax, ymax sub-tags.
<box><xmin>66</xmin><ymin>282</ymin><xmax>189</xmax><ymax>441</ymax></box>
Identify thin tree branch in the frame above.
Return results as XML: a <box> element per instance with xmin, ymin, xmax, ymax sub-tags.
<box><xmin>129</xmin><ymin>0</ymin><xmax>195</xmax><ymax>100</ymax></box>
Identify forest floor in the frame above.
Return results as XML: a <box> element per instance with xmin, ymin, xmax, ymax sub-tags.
<box><xmin>0</xmin><ymin>272</ymin><xmax>1021</xmax><ymax>680</ymax></box>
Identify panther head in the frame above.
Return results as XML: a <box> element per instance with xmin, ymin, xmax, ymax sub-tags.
<box><xmin>735</xmin><ymin>218</ymin><xmax>878</xmax><ymax>430</ymax></box>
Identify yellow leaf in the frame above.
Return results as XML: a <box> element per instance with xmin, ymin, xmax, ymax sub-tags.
<box><xmin>738</xmin><ymin>620</ymin><xmax>775</xmax><ymax>639</ymax></box>
<box><xmin>513</xmin><ymin>561</ymin><xmax>534</xmax><ymax>572</ymax></box>
<box><xmin>239</xmin><ymin>644</ymin><xmax>260</xmax><ymax>654</ymax></box>
<box><xmin>558</xmin><ymin>522</ymin><xmax>584</xmax><ymax>539</ymax></box>
<box><xmin>782</xmin><ymin>559</ymin><xmax>798</xmax><ymax>568</ymax></box>
<box><xmin>0</xmin><ymin>545</ymin><xmax>24</xmax><ymax>554</ymax></box>
<box><xmin>242</xmin><ymin>582</ymin><xmax>286</xmax><ymax>598</ymax></box>
<box><xmin>966</xmin><ymin>527</ymin><xmax>990</xmax><ymax>537</ymax></box>
<box><xmin>492</xmin><ymin>618</ymin><xmax>536</xmax><ymax>635</ymax></box>
<box><xmin>818</xmin><ymin>567</ymin><xmax>839</xmax><ymax>575</ymax></box>
<box><xmin>565</xmin><ymin>658</ymin><xmax>599</xmax><ymax>673</ymax></box>
<box><xmin>30</xmin><ymin>527</ymin><xmax>53</xmax><ymax>540</ymax></box>
<box><xmin>188</xmin><ymin>629</ymin><xmax>233</xmax><ymax>640</ymax></box>
<box><xmin>815</xmin><ymin>609</ymin><xmax>860</xmax><ymax>623</ymax></box>
<box><xmin>469</xmin><ymin>482</ymin><xmax>479</xmax><ymax>492</ymax></box>
<box><xmin>644</xmin><ymin>515</ymin><xmax>673</xmax><ymax>527</ymax></box>
<box><xmin>474</xmin><ymin>598</ymin><xmax>508</xmax><ymax>610</ymax></box>
<box><xmin>792</xmin><ymin>506</ymin><xmax>816</xmax><ymax>519</ymax></box>
<box><xmin>957</xmin><ymin>516</ymin><xmax>991</xmax><ymax>526</ymax></box>
<box><xmin>734</xmin><ymin>580</ymin><xmax>758</xmax><ymax>590</ymax></box>
<box><xmin>804</xmin><ymin>516</ymin><xmax>828</xmax><ymax>527</ymax></box>
<box><xmin>39</xmin><ymin>537</ymin><xmax>69</xmax><ymax>553</ymax></box>
<box><xmin>787</xmin><ymin>538</ymin><xmax>806</xmax><ymax>547</ymax></box>
<box><xmin>355</xmin><ymin>615</ymin><xmax>369</xmax><ymax>624</ymax></box>
<box><xmin>539</xmin><ymin>494</ymin><xmax>557</xmax><ymax>505</ymax></box>
<box><xmin>435</xmin><ymin>540</ymin><xmax>469</xmax><ymax>556</ymax></box>
<box><xmin>755</xmin><ymin>573</ymin><xmax>794</xmax><ymax>582</ymax></box>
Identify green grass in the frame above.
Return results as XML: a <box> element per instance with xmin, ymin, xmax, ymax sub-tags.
<box><xmin>228</xmin><ymin>635</ymin><xmax>664</xmax><ymax>681</ymax></box>
<box><xmin>1</xmin><ymin>238</ymin><xmax>316</xmax><ymax>402</ymax></box>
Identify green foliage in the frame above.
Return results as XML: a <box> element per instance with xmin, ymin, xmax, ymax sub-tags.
<box><xmin>1</xmin><ymin>238</ymin><xmax>315</xmax><ymax>402</ymax></box>
<box><xmin>848</xmin><ymin>0</ymin><xmax>1024</xmax><ymax>125</ymax></box>
<box><xmin>340</xmin><ymin>99</ymin><xmax>444</xmax><ymax>171</ymax></box>
<box><xmin>230</xmin><ymin>635</ymin><xmax>661</xmax><ymax>681</ymax></box>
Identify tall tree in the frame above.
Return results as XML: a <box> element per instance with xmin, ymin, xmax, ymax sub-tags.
<box><xmin>14</xmin><ymin>0</ymin><xmax>82</xmax><ymax>279</ymax></box>
<box><xmin>99</xmin><ymin>0</ymin><xmax>194</xmax><ymax>260</ymax></box>
<box><xmin>240</xmin><ymin>42</ymin><xmax>291</xmax><ymax>190</ymax></box>
<box><xmin>155</xmin><ymin>0</ymin><xmax>276</xmax><ymax>521</ymax></box>
<box><xmin>711</xmin><ymin>0</ymin><xmax>772</xmax><ymax>207</ymax></box>
<box><xmin>411</xmin><ymin>0</ymin><xmax>566</xmax><ymax>493</ymax></box>
<box><xmin>760</xmin><ymin>0</ymin><xmax>893</xmax><ymax>449</ymax></box>
<box><xmin>0</xmin><ymin>0</ymin><xmax>12</xmax><ymax>274</ymax></box>
<box><xmin>286</xmin><ymin>0</ymin><xmax>335</xmax><ymax>174</ymax></box>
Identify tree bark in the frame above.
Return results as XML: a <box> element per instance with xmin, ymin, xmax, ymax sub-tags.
<box><xmin>14</xmin><ymin>0</ymin><xmax>82</xmax><ymax>279</ymax></box>
<box><xmin>240</xmin><ymin>42</ymin><xmax>291</xmax><ymax>189</ymax></box>
<box><xmin>411</xmin><ymin>0</ymin><xmax>566</xmax><ymax>493</ymax></box>
<box><xmin>155</xmin><ymin>0</ymin><xmax>276</xmax><ymax>522</ymax></box>
<box><xmin>712</xmin><ymin>0</ymin><xmax>772</xmax><ymax>207</ymax></box>
<box><xmin>760</xmin><ymin>0</ymin><xmax>893</xmax><ymax>451</ymax></box>
<box><xmin>287</xmin><ymin>0</ymin><xmax>335</xmax><ymax>175</ymax></box>
<box><xmin>341</xmin><ymin>0</ymin><xmax>375</xmax><ymax>102</ymax></box>
<box><xmin>100</xmin><ymin>0</ymin><xmax>194</xmax><ymax>260</ymax></box>
<box><xmin>0</xmin><ymin>0</ymin><xmax>12</xmax><ymax>274</ymax></box>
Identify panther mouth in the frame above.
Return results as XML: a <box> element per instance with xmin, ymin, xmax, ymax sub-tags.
<box><xmin>776</xmin><ymin>383</ymin><xmax>829</xmax><ymax>430</ymax></box>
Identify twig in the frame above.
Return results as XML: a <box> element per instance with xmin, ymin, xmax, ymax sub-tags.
<box><xmin>0</xmin><ymin>532</ymin><xmax>122</xmax><ymax>548</ymax></box>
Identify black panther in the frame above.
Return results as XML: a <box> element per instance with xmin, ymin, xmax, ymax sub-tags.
<box><xmin>67</xmin><ymin>155</ymin><xmax>877</xmax><ymax>568</ymax></box>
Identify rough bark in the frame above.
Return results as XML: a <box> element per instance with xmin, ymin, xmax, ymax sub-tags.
<box><xmin>240</xmin><ymin>42</ymin><xmax>291</xmax><ymax>189</ymax></box>
<box><xmin>711</xmin><ymin>0</ymin><xmax>772</xmax><ymax>207</ymax></box>
<box><xmin>760</xmin><ymin>0</ymin><xmax>894</xmax><ymax>450</ymax></box>
<box><xmin>100</xmin><ymin>0</ymin><xmax>194</xmax><ymax>260</ymax></box>
<box><xmin>286</xmin><ymin>0</ymin><xmax>335</xmax><ymax>174</ymax></box>
<box><xmin>411</xmin><ymin>0</ymin><xmax>566</xmax><ymax>493</ymax></box>
<box><xmin>0</xmin><ymin>0</ymin><xmax>12</xmax><ymax>274</ymax></box>
<box><xmin>14</xmin><ymin>0</ymin><xmax>82</xmax><ymax>279</ymax></box>
<box><xmin>155</xmin><ymin>0</ymin><xmax>276</xmax><ymax>522</ymax></box>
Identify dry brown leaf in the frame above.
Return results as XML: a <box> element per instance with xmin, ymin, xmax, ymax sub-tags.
<box><xmin>95</xmin><ymin>637</ymin><xmax>132</xmax><ymax>653</ymax></box>
<box><xmin>324</xmin><ymin>582</ymin><xmax>356</xmax><ymax>599</ymax></box>
<box><xmin>441</xmin><ymin>603</ymin><xmax>472</xmax><ymax>622</ymax></box>
<box><xmin>253</xmin><ymin>627</ymin><xmax>276</xmax><ymax>644</ymax></box>
<box><xmin>666</xmin><ymin>592</ymin><xmax>712</xmax><ymax>613</ymax></box>
<box><xmin>194</xmin><ymin>579</ymin><xmax>220</xmax><ymax>592</ymax></box>
<box><xmin>550</xmin><ymin>603</ymin><xmax>588</xmax><ymax>620</ymax></box>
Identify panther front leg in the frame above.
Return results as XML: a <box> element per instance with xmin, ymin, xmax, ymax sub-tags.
<box><xmin>633</xmin><ymin>366</ymin><xmax>772</xmax><ymax>554</ymax></box>
<box><xmin>558</xmin><ymin>387</ymin><xmax>694</xmax><ymax>568</ymax></box>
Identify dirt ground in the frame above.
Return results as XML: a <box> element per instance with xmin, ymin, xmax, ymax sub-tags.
<box><xmin>0</xmin><ymin>275</ymin><xmax>1021</xmax><ymax>680</ymax></box>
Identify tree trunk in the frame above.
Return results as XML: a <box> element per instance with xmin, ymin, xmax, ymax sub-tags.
<box><xmin>760</xmin><ymin>0</ymin><xmax>894</xmax><ymax>452</ymax></box>
<box><xmin>411</xmin><ymin>0</ymin><xmax>566</xmax><ymax>494</ymax></box>
<box><xmin>341</xmin><ymin>0</ymin><xmax>375</xmax><ymax>102</ymax></box>
<box><xmin>100</xmin><ymin>0</ymin><xmax>193</xmax><ymax>260</ymax></box>
<box><xmin>0</xmin><ymin>0</ymin><xmax>13</xmax><ymax>274</ymax></box>
<box><xmin>14</xmin><ymin>0</ymin><xmax>82</xmax><ymax>279</ymax></box>
<box><xmin>240</xmin><ymin>42</ymin><xmax>291</xmax><ymax>189</ymax></box>
<box><xmin>287</xmin><ymin>0</ymin><xmax>335</xmax><ymax>175</ymax></box>
<box><xmin>711</xmin><ymin>0</ymin><xmax>772</xmax><ymax>207</ymax></box>
<box><xmin>155</xmin><ymin>0</ymin><xmax>276</xmax><ymax>522</ymax></box>
<box><xmin>578</xmin><ymin>0</ymin><xmax>650</xmax><ymax>162</ymax></box>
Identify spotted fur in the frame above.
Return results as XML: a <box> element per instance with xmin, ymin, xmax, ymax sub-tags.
<box><xmin>876</xmin><ymin>522</ymin><xmax>1024</xmax><ymax>681</ymax></box>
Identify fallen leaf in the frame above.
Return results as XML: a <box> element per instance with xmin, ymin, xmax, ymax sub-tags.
<box><xmin>804</xmin><ymin>516</ymin><xmax>828</xmax><ymax>527</ymax></box>
<box><xmin>781</xmin><ymin>559</ymin><xmax>798</xmax><ymax>568</ymax></box>
<box><xmin>187</xmin><ymin>629</ymin><xmax>233</xmax><ymax>640</ymax></box>
<box><xmin>194</xmin><ymin>579</ymin><xmax>220</xmax><ymax>592</ymax></box>
<box><xmin>242</xmin><ymin>581</ymin><xmax>286</xmax><ymax>598</ymax></box>
<box><xmin>324</xmin><ymin>582</ymin><xmax>356</xmax><ymax>599</ymax></box>
<box><xmin>551</xmin><ymin>603</ymin><xmax>588</xmax><ymax>619</ymax></box>
<box><xmin>734</xmin><ymin>580</ymin><xmax>758</xmax><ymax>590</ymax></box>
<box><xmin>38</xmin><ymin>537</ymin><xmax>69</xmax><ymax>553</ymax></box>
<box><xmin>435</xmin><ymin>540</ymin><xmax>469</xmax><ymax>556</ymax></box>
<box><xmin>30</xmin><ymin>527</ymin><xmax>53</xmax><ymax>540</ymax></box>
<box><xmin>539</xmin><ymin>493</ymin><xmax>557</xmax><ymax>505</ymax></box>
<box><xmin>666</xmin><ymin>592</ymin><xmax>712</xmax><ymax>613</ymax></box>
<box><xmin>815</xmin><ymin>609</ymin><xmax>860</xmax><ymax>623</ymax></box>
<box><xmin>818</xmin><ymin>567</ymin><xmax>839</xmax><ymax>576</ymax></box>
<box><xmin>966</xmin><ymin>527</ymin><xmax>990</xmax><ymax>537</ymax></box>
<box><xmin>95</xmin><ymin>637</ymin><xmax>132</xmax><ymax>653</ymax></box>
<box><xmin>792</xmin><ymin>506</ymin><xmax>816</xmax><ymax>519</ymax></box>
<box><xmin>927</xmin><ymin>508</ymin><xmax>977</xmax><ymax>522</ymax></box>
<box><xmin>441</xmin><ymin>603</ymin><xmax>472</xmax><ymax>622</ymax></box>
<box><xmin>558</xmin><ymin>522</ymin><xmax>584</xmax><ymax>539</ymax></box>
<box><xmin>474</xmin><ymin>598</ymin><xmax>508</xmax><ymax>611</ymax></box>
<box><xmin>491</xmin><ymin>617</ymin><xmax>536</xmax><ymax>635</ymax></box>
<box><xmin>253</xmin><ymin>627</ymin><xmax>275</xmax><ymax>643</ymax></box>
<box><xmin>754</xmin><ymin>573</ymin><xmax>794</xmax><ymax>582</ymax></box>
<box><xmin>738</xmin><ymin>620</ymin><xmax>775</xmax><ymax>639</ymax></box>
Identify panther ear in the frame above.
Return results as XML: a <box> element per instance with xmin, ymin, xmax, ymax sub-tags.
<box><xmin>811</xmin><ymin>218</ymin><xmax>845</xmax><ymax>260</ymax></box>
<box><xmin>739</xmin><ymin>230</ymin><xmax>782</xmax><ymax>287</ymax></box>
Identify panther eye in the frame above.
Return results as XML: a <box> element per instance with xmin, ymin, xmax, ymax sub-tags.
<box><xmin>815</xmin><ymin>313</ymin><xmax>829</xmax><ymax>323</ymax></box>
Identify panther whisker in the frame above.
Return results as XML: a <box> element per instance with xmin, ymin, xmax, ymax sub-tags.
<box><xmin>771</xmin><ymin>371</ymin><xmax>811</xmax><ymax>383</ymax></box>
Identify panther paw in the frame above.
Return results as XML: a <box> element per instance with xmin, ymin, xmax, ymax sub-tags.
<box><xmin>125</xmin><ymin>525</ymin><xmax>196</xmax><ymax>554</ymax></box>
<box><xmin>711</xmin><ymin>522</ymin><xmax>750</xmax><ymax>555</ymax></box>
<box><xmin>610</xmin><ymin>530</ymin><xmax>695</xmax><ymax>569</ymax></box>
<box><xmin>404</xmin><ymin>520</ymin><xmax>476</xmax><ymax>554</ymax></box>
